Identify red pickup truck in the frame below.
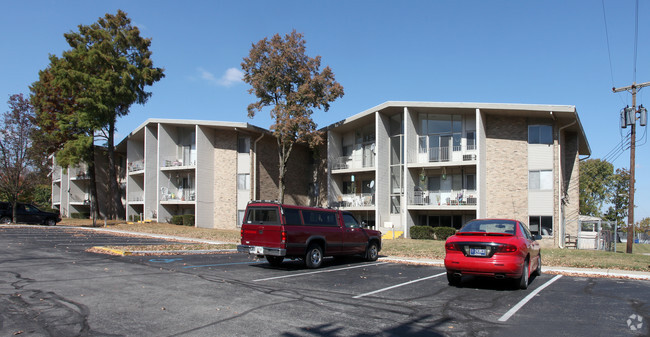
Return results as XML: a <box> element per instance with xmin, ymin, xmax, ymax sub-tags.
<box><xmin>237</xmin><ymin>201</ymin><xmax>382</xmax><ymax>268</ymax></box>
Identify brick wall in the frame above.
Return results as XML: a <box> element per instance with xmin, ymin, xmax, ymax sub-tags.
<box><xmin>212</xmin><ymin>130</ymin><xmax>237</xmax><ymax>229</ymax></box>
<box><xmin>256</xmin><ymin>136</ymin><xmax>311</xmax><ymax>206</ymax></box>
<box><xmin>485</xmin><ymin>115</ymin><xmax>529</xmax><ymax>222</ymax></box>
<box><xmin>563</xmin><ymin>131</ymin><xmax>580</xmax><ymax>237</ymax></box>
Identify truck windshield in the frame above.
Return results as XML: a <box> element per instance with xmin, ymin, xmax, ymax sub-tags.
<box><xmin>245</xmin><ymin>207</ymin><xmax>280</xmax><ymax>225</ymax></box>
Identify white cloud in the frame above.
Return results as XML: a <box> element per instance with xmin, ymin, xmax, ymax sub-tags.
<box><xmin>197</xmin><ymin>67</ymin><xmax>243</xmax><ymax>87</ymax></box>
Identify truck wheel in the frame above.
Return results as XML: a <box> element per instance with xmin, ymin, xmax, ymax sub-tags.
<box><xmin>365</xmin><ymin>241</ymin><xmax>379</xmax><ymax>261</ymax></box>
<box><xmin>305</xmin><ymin>244</ymin><xmax>323</xmax><ymax>269</ymax></box>
<box><xmin>265</xmin><ymin>256</ymin><xmax>284</xmax><ymax>267</ymax></box>
<box><xmin>0</xmin><ymin>216</ymin><xmax>11</xmax><ymax>224</ymax></box>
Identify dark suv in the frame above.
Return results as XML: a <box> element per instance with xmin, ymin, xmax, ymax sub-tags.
<box><xmin>0</xmin><ymin>202</ymin><xmax>61</xmax><ymax>226</ymax></box>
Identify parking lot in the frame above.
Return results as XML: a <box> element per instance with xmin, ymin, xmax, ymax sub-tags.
<box><xmin>1</xmin><ymin>226</ymin><xmax>648</xmax><ymax>336</ymax></box>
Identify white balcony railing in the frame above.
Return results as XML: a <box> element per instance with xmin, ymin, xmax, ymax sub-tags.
<box><xmin>333</xmin><ymin>153</ymin><xmax>375</xmax><ymax>170</ymax></box>
<box><xmin>160</xmin><ymin>187</ymin><xmax>196</xmax><ymax>202</ymax></box>
<box><xmin>333</xmin><ymin>193</ymin><xmax>375</xmax><ymax>207</ymax></box>
<box><xmin>410</xmin><ymin>189</ymin><xmax>477</xmax><ymax>206</ymax></box>
<box><xmin>162</xmin><ymin>157</ymin><xmax>196</xmax><ymax>168</ymax></box>
<box><xmin>128</xmin><ymin>159</ymin><xmax>145</xmax><ymax>172</ymax></box>
<box><xmin>410</xmin><ymin>136</ymin><xmax>477</xmax><ymax>164</ymax></box>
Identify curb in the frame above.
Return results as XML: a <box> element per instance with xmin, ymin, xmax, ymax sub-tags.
<box><xmin>90</xmin><ymin>246</ymin><xmax>237</xmax><ymax>256</ymax></box>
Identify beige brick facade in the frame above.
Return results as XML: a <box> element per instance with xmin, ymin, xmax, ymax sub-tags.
<box><xmin>485</xmin><ymin>115</ymin><xmax>529</xmax><ymax>222</ymax></box>
<box><xmin>213</xmin><ymin>130</ymin><xmax>238</xmax><ymax>229</ymax></box>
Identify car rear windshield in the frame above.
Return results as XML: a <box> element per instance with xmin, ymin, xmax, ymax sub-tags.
<box><xmin>459</xmin><ymin>220</ymin><xmax>516</xmax><ymax>235</ymax></box>
<box><xmin>245</xmin><ymin>207</ymin><xmax>280</xmax><ymax>225</ymax></box>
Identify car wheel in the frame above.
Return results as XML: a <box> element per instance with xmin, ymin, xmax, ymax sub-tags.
<box><xmin>45</xmin><ymin>218</ymin><xmax>56</xmax><ymax>226</ymax></box>
<box><xmin>0</xmin><ymin>216</ymin><xmax>11</xmax><ymax>224</ymax></box>
<box><xmin>305</xmin><ymin>244</ymin><xmax>323</xmax><ymax>269</ymax></box>
<box><xmin>265</xmin><ymin>255</ymin><xmax>284</xmax><ymax>267</ymax></box>
<box><xmin>365</xmin><ymin>241</ymin><xmax>379</xmax><ymax>261</ymax></box>
<box><xmin>534</xmin><ymin>254</ymin><xmax>542</xmax><ymax>276</ymax></box>
<box><xmin>447</xmin><ymin>272</ymin><xmax>461</xmax><ymax>286</ymax></box>
<box><xmin>517</xmin><ymin>259</ymin><xmax>529</xmax><ymax>290</ymax></box>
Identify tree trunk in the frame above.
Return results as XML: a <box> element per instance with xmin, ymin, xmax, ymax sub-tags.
<box><xmin>107</xmin><ymin>121</ymin><xmax>125</xmax><ymax>219</ymax></box>
<box><xmin>87</xmin><ymin>144</ymin><xmax>100</xmax><ymax>227</ymax></box>
<box><xmin>276</xmin><ymin>138</ymin><xmax>294</xmax><ymax>204</ymax></box>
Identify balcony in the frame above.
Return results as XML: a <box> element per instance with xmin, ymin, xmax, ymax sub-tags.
<box><xmin>71</xmin><ymin>171</ymin><xmax>91</xmax><ymax>180</ymax></box>
<box><xmin>332</xmin><ymin>193</ymin><xmax>375</xmax><ymax>209</ymax></box>
<box><xmin>161</xmin><ymin>156</ymin><xmax>196</xmax><ymax>170</ymax></box>
<box><xmin>160</xmin><ymin>187</ymin><xmax>196</xmax><ymax>203</ymax></box>
<box><xmin>69</xmin><ymin>194</ymin><xmax>90</xmax><ymax>205</ymax></box>
<box><xmin>128</xmin><ymin>193</ymin><xmax>144</xmax><ymax>203</ymax></box>
<box><xmin>332</xmin><ymin>153</ymin><xmax>375</xmax><ymax>171</ymax></box>
<box><xmin>409</xmin><ymin>136</ymin><xmax>477</xmax><ymax>165</ymax></box>
<box><xmin>128</xmin><ymin>159</ymin><xmax>145</xmax><ymax>173</ymax></box>
<box><xmin>409</xmin><ymin>189</ymin><xmax>477</xmax><ymax>207</ymax></box>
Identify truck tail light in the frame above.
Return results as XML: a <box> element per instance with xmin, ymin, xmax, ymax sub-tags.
<box><xmin>240</xmin><ymin>229</ymin><xmax>243</xmax><ymax>239</ymax></box>
<box><xmin>281</xmin><ymin>230</ymin><xmax>287</xmax><ymax>244</ymax></box>
<box><xmin>496</xmin><ymin>244</ymin><xmax>517</xmax><ymax>253</ymax></box>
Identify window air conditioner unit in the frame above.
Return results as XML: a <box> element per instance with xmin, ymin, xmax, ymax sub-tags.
<box><xmin>463</xmin><ymin>154</ymin><xmax>476</xmax><ymax>161</ymax></box>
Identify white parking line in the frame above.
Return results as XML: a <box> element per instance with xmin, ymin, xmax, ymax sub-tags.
<box><xmin>253</xmin><ymin>262</ymin><xmax>388</xmax><ymax>282</ymax></box>
<box><xmin>353</xmin><ymin>272</ymin><xmax>446</xmax><ymax>299</ymax></box>
<box><xmin>498</xmin><ymin>275</ymin><xmax>563</xmax><ymax>322</ymax></box>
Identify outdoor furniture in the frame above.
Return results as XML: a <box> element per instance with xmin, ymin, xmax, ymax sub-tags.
<box><xmin>565</xmin><ymin>234</ymin><xmax>578</xmax><ymax>249</ymax></box>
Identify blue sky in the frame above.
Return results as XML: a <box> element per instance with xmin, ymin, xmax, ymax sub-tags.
<box><xmin>1</xmin><ymin>1</ymin><xmax>649</xmax><ymax>222</ymax></box>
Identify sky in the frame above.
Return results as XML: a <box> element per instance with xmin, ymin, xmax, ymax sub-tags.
<box><xmin>1</xmin><ymin>0</ymin><xmax>649</xmax><ymax>222</ymax></box>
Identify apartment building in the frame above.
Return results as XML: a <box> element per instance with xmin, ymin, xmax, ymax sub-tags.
<box><xmin>120</xmin><ymin>119</ymin><xmax>312</xmax><ymax>229</ymax></box>
<box><xmin>51</xmin><ymin>147</ymin><xmax>126</xmax><ymax>219</ymax></box>
<box><xmin>325</xmin><ymin>102</ymin><xmax>590</xmax><ymax>247</ymax></box>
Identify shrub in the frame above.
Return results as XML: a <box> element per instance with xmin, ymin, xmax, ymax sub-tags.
<box><xmin>129</xmin><ymin>214</ymin><xmax>141</xmax><ymax>222</ymax></box>
<box><xmin>171</xmin><ymin>215</ymin><xmax>184</xmax><ymax>226</ymax></box>
<box><xmin>183</xmin><ymin>214</ymin><xmax>195</xmax><ymax>226</ymax></box>
<box><xmin>410</xmin><ymin>226</ymin><xmax>435</xmax><ymax>240</ymax></box>
<box><xmin>433</xmin><ymin>227</ymin><xmax>457</xmax><ymax>241</ymax></box>
<box><xmin>71</xmin><ymin>212</ymin><xmax>90</xmax><ymax>219</ymax></box>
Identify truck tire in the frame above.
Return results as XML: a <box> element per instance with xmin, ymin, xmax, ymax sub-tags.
<box><xmin>265</xmin><ymin>255</ymin><xmax>284</xmax><ymax>267</ymax></box>
<box><xmin>305</xmin><ymin>244</ymin><xmax>323</xmax><ymax>269</ymax></box>
<box><xmin>0</xmin><ymin>216</ymin><xmax>11</xmax><ymax>224</ymax></box>
<box><xmin>365</xmin><ymin>241</ymin><xmax>379</xmax><ymax>261</ymax></box>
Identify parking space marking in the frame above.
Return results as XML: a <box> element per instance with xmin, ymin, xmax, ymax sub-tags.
<box><xmin>498</xmin><ymin>275</ymin><xmax>563</xmax><ymax>322</ymax></box>
<box><xmin>352</xmin><ymin>272</ymin><xmax>446</xmax><ymax>299</ymax></box>
<box><xmin>183</xmin><ymin>261</ymin><xmax>260</xmax><ymax>268</ymax></box>
<box><xmin>253</xmin><ymin>262</ymin><xmax>388</xmax><ymax>282</ymax></box>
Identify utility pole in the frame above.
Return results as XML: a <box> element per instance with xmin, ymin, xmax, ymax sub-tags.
<box><xmin>612</xmin><ymin>81</ymin><xmax>650</xmax><ymax>253</ymax></box>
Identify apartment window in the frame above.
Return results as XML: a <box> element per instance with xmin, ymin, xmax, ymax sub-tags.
<box><xmin>343</xmin><ymin>181</ymin><xmax>354</xmax><ymax>194</ymax></box>
<box><xmin>465</xmin><ymin>174</ymin><xmax>476</xmax><ymax>191</ymax></box>
<box><xmin>529</xmin><ymin>216</ymin><xmax>553</xmax><ymax>236</ymax></box>
<box><xmin>237</xmin><ymin>173</ymin><xmax>250</xmax><ymax>190</ymax></box>
<box><xmin>238</xmin><ymin>136</ymin><xmax>250</xmax><ymax>153</ymax></box>
<box><xmin>529</xmin><ymin>125</ymin><xmax>553</xmax><ymax>144</ymax></box>
<box><xmin>466</xmin><ymin>131</ymin><xmax>476</xmax><ymax>150</ymax></box>
<box><xmin>529</xmin><ymin>170</ymin><xmax>552</xmax><ymax>190</ymax></box>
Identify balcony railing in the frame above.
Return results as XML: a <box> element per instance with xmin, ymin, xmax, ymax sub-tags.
<box><xmin>332</xmin><ymin>193</ymin><xmax>375</xmax><ymax>207</ymax></box>
<box><xmin>410</xmin><ymin>189</ymin><xmax>477</xmax><ymax>206</ymax></box>
<box><xmin>70</xmin><ymin>194</ymin><xmax>90</xmax><ymax>204</ymax></box>
<box><xmin>160</xmin><ymin>187</ymin><xmax>196</xmax><ymax>202</ymax></box>
<box><xmin>333</xmin><ymin>153</ymin><xmax>375</xmax><ymax>170</ymax></box>
<box><xmin>162</xmin><ymin>157</ymin><xmax>196</xmax><ymax>168</ymax></box>
<box><xmin>128</xmin><ymin>159</ymin><xmax>145</xmax><ymax>172</ymax></box>
<box><xmin>128</xmin><ymin>193</ymin><xmax>144</xmax><ymax>202</ymax></box>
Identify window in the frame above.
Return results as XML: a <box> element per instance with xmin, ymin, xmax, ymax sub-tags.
<box><xmin>528</xmin><ymin>125</ymin><xmax>553</xmax><ymax>144</ymax></box>
<box><xmin>343</xmin><ymin>213</ymin><xmax>360</xmax><ymax>228</ymax></box>
<box><xmin>238</xmin><ymin>136</ymin><xmax>250</xmax><ymax>153</ymax></box>
<box><xmin>390</xmin><ymin>196</ymin><xmax>401</xmax><ymax>214</ymax></box>
<box><xmin>302</xmin><ymin>210</ymin><xmax>337</xmax><ymax>226</ymax></box>
<box><xmin>343</xmin><ymin>181</ymin><xmax>354</xmax><ymax>194</ymax></box>
<box><xmin>237</xmin><ymin>174</ymin><xmax>250</xmax><ymax>190</ymax></box>
<box><xmin>466</xmin><ymin>131</ymin><xmax>476</xmax><ymax>150</ymax></box>
<box><xmin>529</xmin><ymin>170</ymin><xmax>552</xmax><ymax>190</ymax></box>
<box><xmin>529</xmin><ymin>216</ymin><xmax>553</xmax><ymax>236</ymax></box>
<box><xmin>284</xmin><ymin>208</ymin><xmax>302</xmax><ymax>225</ymax></box>
<box><xmin>237</xmin><ymin>210</ymin><xmax>245</xmax><ymax>227</ymax></box>
<box><xmin>465</xmin><ymin>174</ymin><xmax>476</xmax><ymax>191</ymax></box>
<box><xmin>245</xmin><ymin>207</ymin><xmax>279</xmax><ymax>225</ymax></box>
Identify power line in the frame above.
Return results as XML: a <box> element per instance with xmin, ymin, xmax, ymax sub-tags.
<box><xmin>633</xmin><ymin>0</ymin><xmax>640</xmax><ymax>83</ymax></box>
<box><xmin>602</xmin><ymin>0</ymin><xmax>628</xmax><ymax>105</ymax></box>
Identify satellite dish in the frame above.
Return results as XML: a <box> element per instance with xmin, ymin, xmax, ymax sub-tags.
<box><xmin>370</xmin><ymin>181</ymin><xmax>375</xmax><ymax>188</ymax></box>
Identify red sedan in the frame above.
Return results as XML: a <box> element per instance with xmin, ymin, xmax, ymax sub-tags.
<box><xmin>444</xmin><ymin>219</ymin><xmax>542</xmax><ymax>289</ymax></box>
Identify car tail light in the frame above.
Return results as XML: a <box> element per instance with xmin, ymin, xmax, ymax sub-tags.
<box><xmin>281</xmin><ymin>230</ymin><xmax>287</xmax><ymax>244</ymax></box>
<box><xmin>496</xmin><ymin>244</ymin><xmax>517</xmax><ymax>253</ymax></box>
<box><xmin>445</xmin><ymin>242</ymin><xmax>458</xmax><ymax>251</ymax></box>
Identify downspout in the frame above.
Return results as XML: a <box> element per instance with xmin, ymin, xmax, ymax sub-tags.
<box><xmin>558</xmin><ymin>118</ymin><xmax>577</xmax><ymax>248</ymax></box>
<box><xmin>252</xmin><ymin>133</ymin><xmax>265</xmax><ymax>201</ymax></box>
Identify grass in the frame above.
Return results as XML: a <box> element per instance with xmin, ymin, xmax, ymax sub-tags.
<box><xmin>57</xmin><ymin>219</ymin><xmax>649</xmax><ymax>271</ymax></box>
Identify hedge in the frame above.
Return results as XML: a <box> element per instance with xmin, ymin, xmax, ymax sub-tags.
<box><xmin>71</xmin><ymin>212</ymin><xmax>90</xmax><ymax>219</ymax></box>
<box><xmin>170</xmin><ymin>215</ymin><xmax>184</xmax><ymax>226</ymax></box>
<box><xmin>129</xmin><ymin>214</ymin><xmax>141</xmax><ymax>222</ymax></box>
<box><xmin>410</xmin><ymin>226</ymin><xmax>436</xmax><ymax>240</ymax></box>
<box><xmin>433</xmin><ymin>227</ymin><xmax>457</xmax><ymax>240</ymax></box>
<box><xmin>182</xmin><ymin>214</ymin><xmax>195</xmax><ymax>226</ymax></box>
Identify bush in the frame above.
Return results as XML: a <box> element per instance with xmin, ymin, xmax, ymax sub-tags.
<box><xmin>129</xmin><ymin>214</ymin><xmax>141</xmax><ymax>222</ymax></box>
<box><xmin>410</xmin><ymin>226</ymin><xmax>436</xmax><ymax>240</ymax></box>
<box><xmin>183</xmin><ymin>214</ymin><xmax>195</xmax><ymax>226</ymax></box>
<box><xmin>170</xmin><ymin>215</ymin><xmax>184</xmax><ymax>226</ymax></box>
<box><xmin>70</xmin><ymin>212</ymin><xmax>90</xmax><ymax>219</ymax></box>
<box><xmin>433</xmin><ymin>227</ymin><xmax>457</xmax><ymax>241</ymax></box>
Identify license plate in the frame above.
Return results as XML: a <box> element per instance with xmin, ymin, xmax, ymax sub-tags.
<box><xmin>470</xmin><ymin>248</ymin><xmax>487</xmax><ymax>256</ymax></box>
<box><xmin>250</xmin><ymin>246</ymin><xmax>264</xmax><ymax>254</ymax></box>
